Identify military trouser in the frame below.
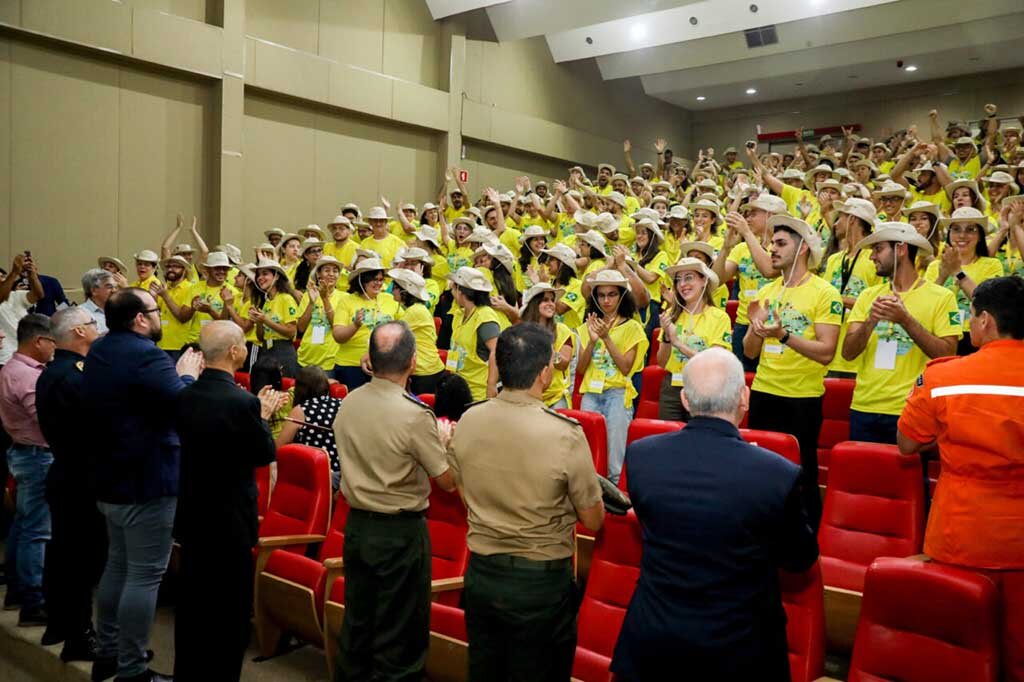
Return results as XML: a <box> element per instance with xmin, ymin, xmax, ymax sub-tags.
<box><xmin>335</xmin><ymin>509</ymin><xmax>431</xmax><ymax>682</ymax></box>
<box><xmin>464</xmin><ymin>552</ymin><xmax>577</xmax><ymax>682</ymax></box>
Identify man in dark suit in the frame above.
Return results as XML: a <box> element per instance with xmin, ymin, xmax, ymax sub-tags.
<box><xmin>611</xmin><ymin>347</ymin><xmax>818</xmax><ymax>681</ymax></box>
<box><xmin>173</xmin><ymin>321</ymin><xmax>285</xmax><ymax>681</ymax></box>
<box><xmin>83</xmin><ymin>288</ymin><xmax>203</xmax><ymax>682</ymax></box>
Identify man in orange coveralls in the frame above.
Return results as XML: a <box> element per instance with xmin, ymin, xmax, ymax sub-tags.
<box><xmin>898</xmin><ymin>276</ymin><xmax>1024</xmax><ymax>682</ymax></box>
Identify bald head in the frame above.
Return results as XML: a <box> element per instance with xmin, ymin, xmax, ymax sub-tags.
<box><xmin>200</xmin><ymin>320</ymin><xmax>245</xmax><ymax>364</ymax></box>
<box><xmin>681</xmin><ymin>347</ymin><xmax>748</xmax><ymax>424</ymax></box>
<box><xmin>368</xmin><ymin>321</ymin><xmax>415</xmax><ymax>378</ymax></box>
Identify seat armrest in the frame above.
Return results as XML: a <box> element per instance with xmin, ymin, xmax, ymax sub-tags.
<box><xmin>430</xmin><ymin>576</ymin><xmax>465</xmax><ymax>594</ymax></box>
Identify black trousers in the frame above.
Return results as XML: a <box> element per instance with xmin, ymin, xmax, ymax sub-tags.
<box><xmin>174</xmin><ymin>539</ymin><xmax>253</xmax><ymax>682</ymax></box>
<box><xmin>657</xmin><ymin>373</ymin><xmax>691</xmax><ymax>422</ymax></box>
<box><xmin>409</xmin><ymin>370</ymin><xmax>445</xmax><ymax>396</ymax></box>
<box><xmin>464</xmin><ymin>553</ymin><xmax>577</xmax><ymax>682</ymax></box>
<box><xmin>42</xmin><ymin>487</ymin><xmax>106</xmax><ymax>638</ymax></box>
<box><xmin>748</xmin><ymin>390</ymin><xmax>824</xmax><ymax>529</ymax></box>
<box><xmin>335</xmin><ymin>509</ymin><xmax>431</xmax><ymax>682</ymax></box>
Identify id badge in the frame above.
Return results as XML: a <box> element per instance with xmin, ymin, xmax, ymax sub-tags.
<box><xmin>743</xmin><ymin>289</ymin><xmax>759</xmax><ymax>299</ymax></box>
<box><xmin>671</xmin><ymin>371</ymin><xmax>684</xmax><ymax>387</ymax></box>
<box><xmin>310</xmin><ymin>325</ymin><xmax>327</xmax><ymax>345</ymax></box>
<box><xmin>764</xmin><ymin>343</ymin><xmax>784</xmax><ymax>355</ymax></box>
<box><xmin>445</xmin><ymin>350</ymin><xmax>460</xmax><ymax>370</ymax></box>
<box><xmin>874</xmin><ymin>339</ymin><xmax>898</xmax><ymax>370</ymax></box>
<box><xmin>200</xmin><ymin>319</ymin><xmax>211</xmax><ymax>327</ymax></box>
<box><xmin>588</xmin><ymin>375</ymin><xmax>605</xmax><ymax>391</ymax></box>
<box><xmin>266</xmin><ymin>338</ymin><xmax>274</xmax><ymax>349</ymax></box>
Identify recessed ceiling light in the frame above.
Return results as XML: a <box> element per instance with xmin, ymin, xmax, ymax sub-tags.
<box><xmin>746</xmin><ymin>88</ymin><xmax>757</xmax><ymax>95</ymax></box>
<box><xmin>904</xmin><ymin>65</ymin><xmax>918</xmax><ymax>72</ymax></box>
<box><xmin>696</xmin><ymin>96</ymin><xmax>706</xmax><ymax>101</ymax></box>
<box><xmin>630</xmin><ymin>24</ymin><xmax>646</xmax><ymax>40</ymax></box>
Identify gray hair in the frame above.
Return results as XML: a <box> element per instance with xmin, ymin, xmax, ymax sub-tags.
<box><xmin>82</xmin><ymin>268</ymin><xmax>114</xmax><ymax>300</ymax></box>
<box><xmin>51</xmin><ymin>307</ymin><xmax>94</xmax><ymax>344</ymax></box>
<box><xmin>682</xmin><ymin>347</ymin><xmax>745</xmax><ymax>418</ymax></box>
<box><xmin>199</xmin><ymin>320</ymin><xmax>245</xmax><ymax>362</ymax></box>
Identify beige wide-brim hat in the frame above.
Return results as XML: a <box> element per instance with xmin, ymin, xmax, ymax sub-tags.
<box><xmin>98</xmin><ymin>256</ymin><xmax>127</xmax><ymax>273</ymax></box>
<box><xmin>741</xmin><ymin>193</ymin><xmax>788</xmax><ymax>215</ymax></box>
<box><xmin>341</xmin><ymin>203</ymin><xmax>362</xmax><ymax>218</ymax></box>
<box><xmin>587</xmin><ymin>268</ymin><xmax>631</xmax><ymax>291</ymax></box>
<box><xmin>302</xmin><ymin>224</ymin><xmax>328</xmax><ymax>241</ymax></box>
<box><xmin>688</xmin><ymin>198</ymin><xmax>722</xmax><ymax>222</ymax></box>
<box><xmin>301</xmin><ymin>238</ymin><xmax>325</xmax><ymax>255</ymax></box>
<box><xmin>172</xmin><ymin>243</ymin><xmax>194</xmax><ymax>255</ymax></box>
<box><xmin>650</xmin><ymin>181</ymin><xmax>673</xmax><ymax>192</ymax></box>
<box><xmin>481</xmin><ymin>242</ymin><xmax>516</xmax><ymax>274</ymax></box>
<box><xmin>448</xmin><ymin>266</ymin><xmax>493</xmax><ymax>293</ymax></box>
<box><xmin>252</xmin><ymin>258</ymin><xmax>289</xmax><ymax>279</ymax></box>
<box><xmin>310</xmin><ymin>255</ymin><xmax>343</xmax><ymax>281</ymax></box>
<box><xmin>451</xmin><ymin>216</ymin><xmax>478</xmax><ymax>231</ymax></box>
<box><xmin>982</xmin><ymin>171</ymin><xmax>1021</xmax><ymax>195</ymax></box>
<box><xmin>576</xmin><ymin>230</ymin><xmax>608</xmax><ymax>257</ymax></box>
<box><xmin>133</xmin><ymin>249</ymin><xmax>160</xmax><ymax>264</ymax></box>
<box><xmin>413</xmin><ymin>225</ymin><xmax>442</xmax><ymax>249</ymax></box>
<box><xmin>365</xmin><ymin>206</ymin><xmax>389</xmax><ymax>221</ymax></box>
<box><xmin>696</xmin><ymin>179</ymin><xmax>719</xmax><ymax>192</ymax></box>
<box><xmin>767</xmin><ymin>214</ymin><xmax>824</xmax><ymax>268</ymax></box>
<box><xmin>944</xmin><ymin>179</ymin><xmax>989</xmax><ymax>212</ymax></box>
<box><xmin>677</xmin><ymin>241</ymin><xmax>716</xmax><ymax>263</ymax></box>
<box><xmin>161</xmin><ymin>255</ymin><xmax>190</xmax><ymax>270</ymax></box>
<box><xmin>387</xmin><ymin>268</ymin><xmax>430</xmax><ymax>302</ymax></box>
<box><xmin>598</xmin><ymin>163</ymin><xmax>616</xmax><ymax>175</ymax></box>
<box><xmin>664</xmin><ymin>257</ymin><xmax>720</xmax><ymax>291</ymax></box>
<box><xmin>631</xmin><ymin>207</ymin><xmax>664</xmax><ymax>224</ymax></box>
<box><xmin>834</xmin><ymin>197</ymin><xmax>878</xmax><ymax>225</ymax></box>
<box><xmin>954</xmin><ymin>136</ymin><xmax>978</xmax><ymax>151</ymax></box>
<box><xmin>279</xmin><ymin>233</ymin><xmax>303</xmax><ymax>248</ymax></box>
<box><xmin>648</xmin><ymin>196</ymin><xmax>671</xmax><ymax>210</ymax></box>
<box><xmin>634</xmin><ymin>218</ymin><xmax>664</xmax><ymax>242</ymax></box>
<box><xmin>803</xmin><ymin>164</ymin><xmax>836</xmax><ymax>190</ymax></box>
<box><xmin>264</xmin><ymin>228</ymin><xmax>286</xmax><ymax>239</ymax></box>
<box><xmin>467</xmin><ymin>226</ymin><xmax>499</xmax><ymax>245</ymax></box>
<box><xmin>539</xmin><ymin>244</ymin><xmax>579</xmax><ymax>273</ymax></box>
<box><xmin>901</xmin><ymin>200</ymin><xmax>942</xmax><ymax>220</ymax></box>
<box><xmin>521</xmin><ymin>282</ymin><xmax>565</xmax><ymax>311</ymax></box>
<box><xmin>520</xmin><ymin>225</ymin><xmax>548</xmax><ymax>242</ymax></box>
<box><xmin>595</xmin><ymin>213</ymin><xmax>620</xmax><ymax>235</ymax></box>
<box><xmin>871</xmin><ymin>182</ymin><xmax>908</xmax><ymax>199</ymax></box>
<box><xmin>781</xmin><ymin>168</ymin><xmax>805</xmax><ymax>181</ymax></box>
<box><xmin>668</xmin><ymin>205</ymin><xmax>689</xmax><ymax>220</ymax></box>
<box><xmin>573</xmin><ymin>210</ymin><xmax>599</xmax><ymax>230</ymax></box>
<box><xmin>327</xmin><ymin>215</ymin><xmax>351</xmax><ymax>228</ymax></box>
<box><xmin>347</xmin><ymin>257</ymin><xmax>386</xmax><ymax>281</ymax></box>
<box><xmin>201</xmin><ymin>251</ymin><xmax>232</xmax><ymax>269</ymax></box>
<box><xmin>938</xmin><ymin>206</ymin><xmax>990</xmax><ymax>230</ymax></box>
<box><xmin>400</xmin><ymin>203</ymin><xmax>417</xmax><ymax>213</ymax></box>
<box><xmin>815</xmin><ymin>179</ymin><xmax>844</xmax><ymax>194</ymax></box>
<box><xmin>605</xmin><ymin>191</ymin><xmax>627</xmax><ymax>209</ymax></box>
<box><xmin>853</xmin><ymin>222</ymin><xmax>934</xmax><ymax>256</ymax></box>
<box><xmin>394</xmin><ymin>246</ymin><xmax>431</xmax><ymax>265</ymax></box>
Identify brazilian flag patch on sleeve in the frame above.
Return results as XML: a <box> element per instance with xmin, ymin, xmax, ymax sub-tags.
<box><xmin>830</xmin><ymin>301</ymin><xmax>843</xmax><ymax>315</ymax></box>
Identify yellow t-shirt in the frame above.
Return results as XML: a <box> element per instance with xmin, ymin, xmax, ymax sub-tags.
<box><xmin>847</xmin><ymin>281</ymin><xmax>961</xmax><ymax>415</ymax></box>
<box><xmin>132</xmin><ymin>274</ymin><xmax>161</xmax><ymax>291</ymax></box>
<box><xmin>637</xmin><ymin>251</ymin><xmax>671</xmax><ymax>303</ymax></box>
<box><xmin>582</xmin><ymin>258</ymin><xmax>608</xmax><ymax>278</ymax></box>
<box><xmin>727</xmin><ymin>242</ymin><xmax>774</xmax><ymax>326</ymax></box>
<box><xmin>712</xmin><ymin>284</ymin><xmax>730</xmax><ymax>309</ymax></box>
<box><xmin>609</xmin><ymin>216</ymin><xmax>636</xmax><ymax>250</ymax></box>
<box><xmin>780</xmin><ymin>183</ymin><xmax>813</xmax><ymax>218</ymax></box>
<box><xmin>662</xmin><ymin>229</ymin><xmax>685</xmax><ymax>265</ymax></box>
<box><xmin>443</xmin><ymin>205</ymin><xmax>468</xmax><ymax>223</ymax></box>
<box><xmin>879</xmin><ymin>160</ymin><xmax>895</xmax><ymax>175</ymax></box>
<box><xmin>822</xmin><ymin>249</ymin><xmax>885</xmax><ymax>374</ymax></box>
<box><xmin>297</xmin><ymin>290</ymin><xmax>346</xmax><ymax>370</ymax></box>
<box><xmin>186</xmin><ymin>263</ymin><xmax>200</xmax><ymax>283</ymax></box>
<box><xmin>237</xmin><ymin>297</ymin><xmax>259</xmax><ymax>344</ymax></box>
<box><xmin>659</xmin><ymin>307</ymin><xmax>732</xmax><ymax>386</ymax></box>
<box><xmin>559</xmin><ymin>278</ymin><xmax>586</xmax><ymax>330</ymax></box>
<box><xmin>924</xmin><ymin>256</ymin><xmax>1005</xmax><ymax>330</ymax></box>
<box><xmin>447</xmin><ymin>305</ymin><xmax>503</xmax><ymax>401</ymax></box>
<box><xmin>428</xmin><ymin>251</ymin><xmax>451</xmax><ymax>291</ymax></box>
<box><xmin>596</xmin><ymin>184</ymin><xmax>614</xmax><ymax>196</ymax></box>
<box><xmin>191</xmin><ymin>281</ymin><xmax>238</xmax><ymax>327</ymax></box>
<box><xmin>157</xmin><ymin>280</ymin><xmax>197</xmax><ymax>351</ymax></box>
<box><xmin>398</xmin><ymin>302</ymin><xmax>444</xmax><ymax>376</ymax></box>
<box><xmin>499</xmin><ymin>226</ymin><xmax>522</xmax><ymax>254</ymax></box>
<box><xmin>323</xmin><ymin>240</ymin><xmax>358</xmax><ymax>270</ymax></box>
<box><xmin>706</xmin><ymin>232</ymin><xmax>725</xmax><ymax>254</ymax></box>
<box><xmin>445</xmin><ymin>241</ymin><xmax>475</xmax><ymax>273</ymax></box>
<box><xmin>948</xmin><ymin>155</ymin><xmax>981</xmax><ymax>181</ymax></box>
<box><xmin>260</xmin><ymin>292</ymin><xmax>299</xmax><ymax>344</ymax></box>
<box><xmin>996</xmin><ymin>241</ymin><xmax>1024</xmax><ymax>279</ymax></box>
<box><xmin>543</xmin><ymin>322</ymin><xmax>575</xmax><ymax>407</ymax></box>
<box><xmin>552</xmin><ymin>212</ymin><xmax>577</xmax><ymax>245</ymax></box>
<box><xmin>911</xmin><ymin>186</ymin><xmax>952</xmax><ymax>216</ymax></box>
<box><xmin>361</xmin><ymin>233</ymin><xmax>406</xmax><ymax>267</ymax></box>
<box><xmin>389</xmin><ymin>219</ymin><xmax>418</xmax><ymax>242</ymax></box>
<box><xmin>579</xmin><ymin>318</ymin><xmax>649</xmax><ymax>408</ymax></box>
<box><xmin>333</xmin><ymin>292</ymin><xmax>400</xmax><ymax>367</ymax></box>
<box><xmin>282</xmin><ymin>261</ymin><xmax>300</xmax><ymax>284</ymax></box>
<box><xmin>750</xmin><ymin>275</ymin><xmax>843</xmax><ymax>398</ymax></box>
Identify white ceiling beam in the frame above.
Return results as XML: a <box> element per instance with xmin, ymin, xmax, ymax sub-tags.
<box><xmin>424</xmin><ymin>0</ymin><xmax>510</xmax><ymax>20</ymax></box>
<box><xmin>485</xmin><ymin>0</ymin><xmax>697</xmax><ymax>43</ymax></box>
<box><xmin>597</xmin><ymin>0</ymin><xmax>1024</xmax><ymax>80</ymax></box>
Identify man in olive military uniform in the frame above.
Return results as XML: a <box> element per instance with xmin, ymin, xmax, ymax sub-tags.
<box><xmin>448</xmin><ymin>322</ymin><xmax>605</xmax><ymax>682</ymax></box>
<box><xmin>332</xmin><ymin>321</ymin><xmax>456</xmax><ymax>681</ymax></box>
<box><xmin>35</xmin><ymin>307</ymin><xmax>104</xmax><ymax>661</ymax></box>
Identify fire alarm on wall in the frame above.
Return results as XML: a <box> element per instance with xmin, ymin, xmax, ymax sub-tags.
<box><xmin>458</xmin><ymin>170</ymin><xmax>469</xmax><ymax>183</ymax></box>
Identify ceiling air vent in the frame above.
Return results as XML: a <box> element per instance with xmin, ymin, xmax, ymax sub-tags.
<box><xmin>744</xmin><ymin>25</ymin><xmax>778</xmax><ymax>48</ymax></box>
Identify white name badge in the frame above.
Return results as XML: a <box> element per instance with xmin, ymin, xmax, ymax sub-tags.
<box><xmin>744</xmin><ymin>289</ymin><xmax>759</xmax><ymax>299</ymax></box>
<box><xmin>200</xmin><ymin>319</ymin><xmax>211</xmax><ymax>327</ymax></box>
<box><xmin>588</xmin><ymin>376</ymin><xmax>605</xmax><ymax>391</ymax></box>
<box><xmin>874</xmin><ymin>339</ymin><xmax>898</xmax><ymax>370</ymax></box>
<box><xmin>266</xmin><ymin>339</ymin><xmax>274</xmax><ymax>349</ymax></box>
<box><xmin>445</xmin><ymin>350</ymin><xmax>460</xmax><ymax>370</ymax></box>
<box><xmin>310</xmin><ymin>325</ymin><xmax>327</xmax><ymax>345</ymax></box>
<box><xmin>764</xmin><ymin>343</ymin><xmax>784</xmax><ymax>355</ymax></box>
<box><xmin>671</xmin><ymin>371</ymin><xmax>684</xmax><ymax>387</ymax></box>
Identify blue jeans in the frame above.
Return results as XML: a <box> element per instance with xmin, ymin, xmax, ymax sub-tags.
<box><xmin>334</xmin><ymin>364</ymin><xmax>371</xmax><ymax>391</ymax></box>
<box><xmin>581</xmin><ymin>388</ymin><xmax>630</xmax><ymax>484</ymax></box>
<box><xmin>731</xmin><ymin>323</ymin><xmax>760</xmax><ymax>373</ymax></box>
<box><xmin>849</xmin><ymin>410</ymin><xmax>899</xmax><ymax>445</ymax></box>
<box><xmin>96</xmin><ymin>497</ymin><xmax>176</xmax><ymax>678</ymax></box>
<box><xmin>5</xmin><ymin>445</ymin><xmax>53</xmax><ymax>609</ymax></box>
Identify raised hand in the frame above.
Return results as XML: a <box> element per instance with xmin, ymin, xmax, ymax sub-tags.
<box><xmin>623</xmin><ymin>139</ymin><xmax>632</xmax><ymax>153</ymax></box>
<box><xmin>654</xmin><ymin>138</ymin><xmax>667</xmax><ymax>154</ymax></box>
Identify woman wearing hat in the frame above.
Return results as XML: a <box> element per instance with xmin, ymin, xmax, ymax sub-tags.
<box><xmin>276</xmin><ymin>233</ymin><xmax>303</xmax><ymax>282</ymax></box>
<box><xmin>927</xmin><ymin>207</ymin><xmax>1006</xmax><ymax>353</ymax></box>
<box><xmin>447</xmin><ymin>266</ymin><xmax>504</xmax><ymax>401</ymax></box>
<box><xmin>332</xmin><ymin>258</ymin><xmax>399</xmax><ymax>390</ymax></box>
<box><xmin>518</xmin><ymin>225</ymin><xmax>549</xmax><ymax>289</ymax></box>
<box><xmin>678</xmin><ymin>241</ymin><xmax>730</xmax><ymax>308</ymax></box>
<box><xmin>411</xmin><ymin>225</ymin><xmax>450</xmax><ymax>288</ymax></box>
<box><xmin>576</xmin><ymin>229</ymin><xmax>609</xmax><ymax>277</ymax></box>
<box><xmin>296</xmin><ymin>257</ymin><xmax>346</xmax><ymax>372</ymax></box>
<box><xmin>131</xmin><ymin>250</ymin><xmax>162</xmax><ymax>290</ymax></box>
<box><xmin>220</xmin><ymin>263</ymin><xmax>264</xmax><ymax>368</ymax></box>
<box><xmin>293</xmin><ymin>238</ymin><xmax>325</xmax><ymax>290</ymax></box>
<box><xmin>472</xmin><ymin>242</ymin><xmax>521</xmax><ymax>324</ymax></box>
<box><xmin>445</xmin><ymin>217</ymin><xmax>477</xmax><ymax>274</ymax></box>
<box><xmin>539</xmin><ymin>243</ymin><xmax>585</xmax><ymax>330</ymax></box>
<box><xmin>577</xmin><ymin>269</ymin><xmax>648</xmax><ymax>483</ymax></box>
<box><xmin>98</xmin><ymin>256</ymin><xmax>130</xmax><ymax>289</ymax></box>
<box><xmin>986</xmin><ymin>199</ymin><xmax>1024</xmax><ymax>279</ymax></box>
<box><xmin>688</xmin><ymin>199</ymin><xmax>724</xmax><ymax>253</ymax></box>
<box><xmin>389</xmin><ymin>269</ymin><xmax>445</xmax><ymax>395</ymax></box>
<box><xmin>663</xmin><ymin>205</ymin><xmax>692</xmax><ymax>263</ymax></box>
<box><xmin>249</xmin><ymin>260</ymin><xmax>301</xmax><ymax>377</ymax></box>
<box><xmin>392</xmin><ymin>247</ymin><xmax>441</xmax><ymax>313</ymax></box>
<box><xmin>629</xmin><ymin>218</ymin><xmax>671</xmax><ymax>338</ymax></box>
<box><xmin>656</xmin><ymin>258</ymin><xmax>732</xmax><ymax>421</ymax></box>
<box><xmin>981</xmin><ymin>171</ymin><xmax>1019</xmax><ymax>218</ymax></box>
<box><xmin>520</xmin><ymin>283</ymin><xmax>574</xmax><ymax>408</ymax></box>
<box><xmin>902</xmin><ymin>201</ymin><xmax>943</xmax><ymax>273</ymax></box>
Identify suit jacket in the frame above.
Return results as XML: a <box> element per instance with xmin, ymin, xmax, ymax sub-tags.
<box><xmin>83</xmin><ymin>330</ymin><xmax>194</xmax><ymax>504</ymax></box>
<box><xmin>611</xmin><ymin>417</ymin><xmax>818</xmax><ymax>681</ymax></box>
<box><xmin>36</xmin><ymin>349</ymin><xmax>91</xmax><ymax>497</ymax></box>
<box><xmin>174</xmin><ymin>368</ymin><xmax>275</xmax><ymax>548</ymax></box>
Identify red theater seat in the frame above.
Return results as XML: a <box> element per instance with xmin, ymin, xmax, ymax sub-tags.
<box><xmin>780</xmin><ymin>562</ymin><xmax>826</xmax><ymax>682</ymax></box>
<box><xmin>726</xmin><ymin>299</ymin><xmax>739</xmax><ymax>326</ymax></box>
<box><xmin>234</xmin><ymin>371</ymin><xmax>250</xmax><ymax>390</ymax></box>
<box><xmin>556</xmin><ymin>409</ymin><xmax>608</xmax><ymax>478</ymax></box>
<box><xmin>434</xmin><ymin>317</ymin><xmax>442</xmax><ymax>334</ymax></box>
<box><xmin>740</xmin><ymin>429</ymin><xmax>801</xmax><ymax>467</ymax></box>
<box><xmin>647</xmin><ymin>328</ymin><xmax>661</xmax><ymax>366</ymax></box>
<box><xmin>571</xmin><ymin>372</ymin><xmax>584</xmax><ymax>409</ymax></box>
<box><xmin>255</xmin><ymin>465</ymin><xmax>270</xmax><ymax>520</ymax></box>
<box><xmin>635</xmin><ymin>365</ymin><xmax>667</xmax><ymax>419</ymax></box>
<box><xmin>818</xmin><ymin>378</ymin><xmax>855</xmax><ymax>485</ymax></box>
<box><xmin>846</xmin><ymin>558</ymin><xmax>999</xmax><ymax>682</ymax></box>
<box><xmin>426</xmin><ymin>602</ymin><xmax>469</xmax><ymax>682</ymax></box>
<box><xmin>417</xmin><ymin>393</ymin><xmax>436</xmax><ymax>408</ymax></box>
<box><xmin>438</xmin><ymin>349</ymin><xmax>448</xmax><ymax>366</ymax></box>
<box><xmin>572</xmin><ymin>511</ymin><xmax>643</xmax><ymax>682</ymax></box>
<box><xmin>329</xmin><ymin>383</ymin><xmax>347</xmax><ymax>399</ymax></box>
<box><xmin>255</xmin><ymin>445</ymin><xmax>332</xmax><ymax>558</ymax></box>
<box><xmin>818</xmin><ymin>441</ymin><xmax>924</xmax><ymax>651</ymax></box>
<box><xmin>282</xmin><ymin>377</ymin><xmax>296</xmax><ymax>390</ymax></box>
<box><xmin>619</xmin><ymin>419</ymin><xmax>685</xmax><ymax>491</ymax></box>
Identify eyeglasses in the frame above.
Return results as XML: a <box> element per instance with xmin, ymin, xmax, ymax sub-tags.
<box><xmin>306</xmin><ymin>248</ymin><xmax>323</xmax><ymax>255</ymax></box>
<box><xmin>949</xmin><ymin>225</ymin><xmax>979</xmax><ymax>235</ymax></box>
<box><xmin>39</xmin><ymin>336</ymin><xmax>57</xmax><ymax>344</ymax></box>
<box><xmin>674</xmin><ymin>274</ymin><xmax>702</xmax><ymax>284</ymax></box>
<box><xmin>141</xmin><ymin>307</ymin><xmax>160</xmax><ymax>314</ymax></box>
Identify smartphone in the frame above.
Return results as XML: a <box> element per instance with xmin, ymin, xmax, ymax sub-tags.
<box><xmin>746</xmin><ymin>140</ymin><xmax>756</xmax><ymax>149</ymax></box>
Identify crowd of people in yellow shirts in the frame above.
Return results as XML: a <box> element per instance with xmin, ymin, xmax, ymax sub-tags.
<box><xmin>87</xmin><ymin>102</ymin><xmax>1024</xmax><ymax>506</ymax></box>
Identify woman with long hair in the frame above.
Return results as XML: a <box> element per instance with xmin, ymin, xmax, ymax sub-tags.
<box><xmin>577</xmin><ymin>269</ymin><xmax>648</xmax><ymax>484</ymax></box>
<box><xmin>656</xmin><ymin>258</ymin><xmax>731</xmax><ymax>421</ymax></box>
<box><xmin>473</xmin><ymin>242</ymin><xmax>521</xmax><ymax>324</ymax></box>
<box><xmin>901</xmin><ymin>201</ymin><xmax>942</xmax><ymax>274</ymax></box>
<box><xmin>293</xmin><ymin>238</ymin><xmax>324</xmax><ymax>291</ymax></box>
<box><xmin>629</xmin><ymin>218</ymin><xmax>671</xmax><ymax>338</ymax></box>
<box><xmin>538</xmin><ymin>243</ymin><xmax>585</xmax><ymax>329</ymax></box>
<box><xmin>392</xmin><ymin>246</ymin><xmax>440</xmax><ymax>313</ymax></box>
<box><xmin>223</xmin><ymin>263</ymin><xmax>266</xmax><ymax>371</ymax></box>
<box><xmin>518</xmin><ymin>225</ymin><xmax>548</xmax><ymax>288</ymax></box>
<box><xmin>389</xmin><ymin>268</ymin><xmax>446</xmax><ymax>395</ymax></box>
<box><xmin>297</xmin><ymin>256</ymin><xmax>345</xmax><ymax>371</ymax></box>
<box><xmin>331</xmin><ymin>258</ymin><xmax>399</xmax><ymax>390</ymax></box>
<box><xmin>687</xmin><ymin>198</ymin><xmax>724</xmax><ymax>252</ymax></box>
<box><xmin>446</xmin><ymin>267</ymin><xmax>504</xmax><ymax>401</ymax></box>
<box><xmin>520</xmin><ymin>283</ymin><xmax>575</xmax><ymax>408</ymax></box>
<box><xmin>276</xmin><ymin>234</ymin><xmax>303</xmax><ymax>283</ymax></box>
<box><xmin>275</xmin><ymin>366</ymin><xmax>343</xmax><ymax>490</ymax></box>
<box><xmin>249</xmin><ymin>259</ymin><xmax>301</xmax><ymax>377</ymax></box>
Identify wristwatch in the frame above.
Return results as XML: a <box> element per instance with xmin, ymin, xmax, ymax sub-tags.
<box><xmin>955</xmin><ymin>270</ymin><xmax>967</xmax><ymax>281</ymax></box>
<box><xmin>780</xmin><ymin>331</ymin><xmax>792</xmax><ymax>345</ymax></box>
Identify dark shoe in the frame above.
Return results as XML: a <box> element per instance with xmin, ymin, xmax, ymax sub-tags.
<box><xmin>60</xmin><ymin>630</ymin><xmax>98</xmax><ymax>662</ymax></box>
<box><xmin>17</xmin><ymin>604</ymin><xmax>47</xmax><ymax>627</ymax></box>
<box><xmin>93</xmin><ymin>651</ymin><xmax>156</xmax><ymax>681</ymax></box>
<box><xmin>2</xmin><ymin>590</ymin><xmax>20</xmax><ymax>611</ymax></box>
<box><xmin>41</xmin><ymin>627</ymin><xmax>66</xmax><ymax>645</ymax></box>
<box><xmin>113</xmin><ymin>670</ymin><xmax>172</xmax><ymax>682</ymax></box>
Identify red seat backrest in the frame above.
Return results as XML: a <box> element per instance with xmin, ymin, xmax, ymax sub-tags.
<box><xmin>318</xmin><ymin>493</ymin><xmax>350</xmax><ymax>561</ymax></box>
<box><xmin>740</xmin><ymin>429</ymin><xmax>801</xmax><ymax>467</ymax></box>
<box><xmin>818</xmin><ymin>442</ymin><xmax>924</xmax><ymax>592</ymax></box>
<box><xmin>417</xmin><ymin>393</ymin><xmax>436</xmax><ymax>408</ymax></box>
<box><xmin>430</xmin><ymin>602</ymin><xmax>467</xmax><ymax>642</ymax></box>
<box><xmin>635</xmin><ymin>365</ymin><xmax>667</xmax><ymax>419</ymax></box>
<box><xmin>571</xmin><ymin>372</ymin><xmax>584</xmax><ymax>410</ymax></box>
<box><xmin>573</xmin><ymin>511</ymin><xmax>643</xmax><ymax>682</ymax></box>
<box><xmin>818</xmin><ymin>377</ymin><xmax>855</xmax><ymax>456</ymax></box>
<box><xmin>427</xmin><ymin>482</ymin><xmax>469</xmax><ymax>606</ymax></box>
<box><xmin>620</xmin><ymin>419</ymin><xmax>685</xmax><ymax>491</ymax></box>
<box><xmin>848</xmin><ymin>558</ymin><xmax>999</xmax><ymax>682</ymax></box>
<box><xmin>282</xmin><ymin>377</ymin><xmax>296</xmax><ymax>390</ymax></box>
<box><xmin>255</xmin><ymin>465</ymin><xmax>271</xmax><ymax>519</ymax></box>
<box><xmin>780</xmin><ymin>561</ymin><xmax>826</xmax><ymax>682</ymax></box>
<box><xmin>647</xmin><ymin>328</ymin><xmax>660</xmax><ymax>366</ymax></box>
<box><xmin>234</xmin><ymin>371</ymin><xmax>251</xmax><ymax>390</ymax></box>
<box><xmin>329</xmin><ymin>383</ymin><xmax>347</xmax><ymax>399</ymax></box>
<box><xmin>726</xmin><ymin>299</ymin><xmax>739</xmax><ymax>326</ymax></box>
<box><xmin>434</xmin><ymin>316</ymin><xmax>442</xmax><ymax>334</ymax></box>
<box><xmin>259</xmin><ymin>445</ymin><xmax>332</xmax><ymax>552</ymax></box>
<box><xmin>437</xmin><ymin>349</ymin><xmax>448</xmax><ymax>366</ymax></box>
<box><xmin>557</xmin><ymin>409</ymin><xmax>608</xmax><ymax>477</ymax></box>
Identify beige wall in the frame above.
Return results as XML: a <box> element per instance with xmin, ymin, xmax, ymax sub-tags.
<box><xmin>243</xmin><ymin>93</ymin><xmax>439</xmax><ymax>239</ymax></box>
<box><xmin>461</xmin><ymin>142</ymin><xmax>572</xmax><ymax>201</ymax></box>
<box><xmin>0</xmin><ymin>36</ymin><xmax>216</xmax><ymax>294</ymax></box>
<box><xmin>689</xmin><ymin>69</ymin><xmax>1024</xmax><ymax>157</ymax></box>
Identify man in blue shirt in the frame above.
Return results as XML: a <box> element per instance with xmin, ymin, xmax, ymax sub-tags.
<box><xmin>611</xmin><ymin>348</ymin><xmax>818</xmax><ymax>681</ymax></box>
<box><xmin>82</xmin><ymin>288</ymin><xmax>202</xmax><ymax>682</ymax></box>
